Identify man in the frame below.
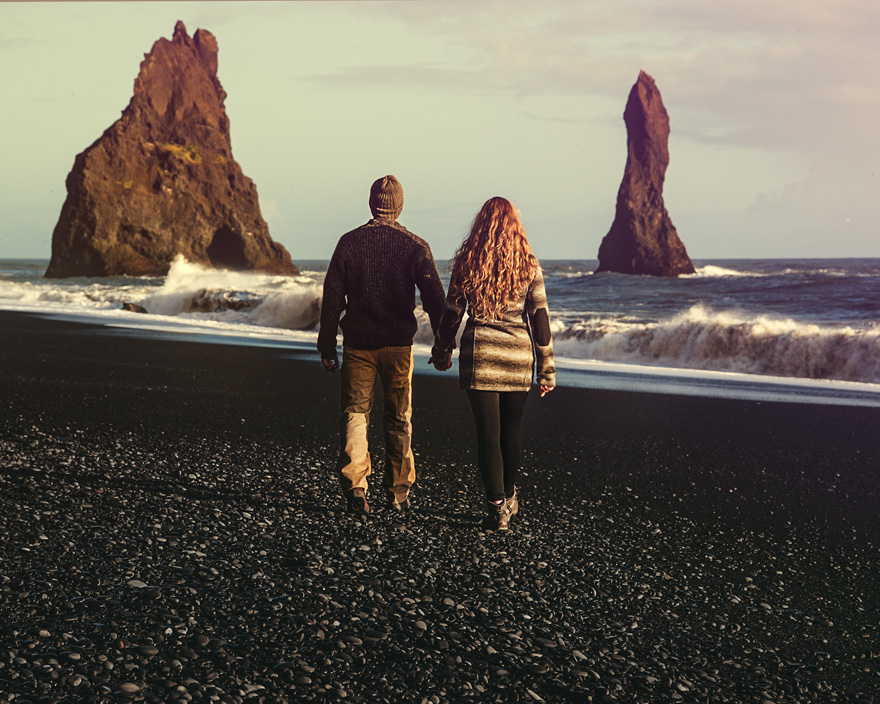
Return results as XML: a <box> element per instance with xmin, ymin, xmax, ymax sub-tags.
<box><xmin>318</xmin><ymin>175</ymin><xmax>446</xmax><ymax>515</ymax></box>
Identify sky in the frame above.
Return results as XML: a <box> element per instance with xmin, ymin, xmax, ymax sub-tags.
<box><xmin>1</xmin><ymin>0</ymin><xmax>878</xmax><ymax>262</ymax></box>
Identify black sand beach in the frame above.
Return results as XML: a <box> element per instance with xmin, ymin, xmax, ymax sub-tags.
<box><xmin>1</xmin><ymin>310</ymin><xmax>878</xmax><ymax>703</ymax></box>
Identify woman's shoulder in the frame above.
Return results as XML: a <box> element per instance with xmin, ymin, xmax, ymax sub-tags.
<box><xmin>520</xmin><ymin>263</ymin><xmax>542</xmax><ymax>291</ymax></box>
<box><xmin>528</xmin><ymin>263</ymin><xmax>547</xmax><ymax>288</ymax></box>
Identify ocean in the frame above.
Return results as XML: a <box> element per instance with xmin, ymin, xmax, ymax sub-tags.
<box><xmin>3</xmin><ymin>256</ymin><xmax>880</xmax><ymax>407</ymax></box>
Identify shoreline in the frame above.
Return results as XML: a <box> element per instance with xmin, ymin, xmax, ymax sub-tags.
<box><xmin>4</xmin><ymin>254</ymin><xmax>880</xmax><ymax>400</ymax></box>
<box><xmin>5</xmin><ymin>305</ymin><xmax>880</xmax><ymax>409</ymax></box>
<box><xmin>2</xmin><ymin>310</ymin><xmax>879</xmax><ymax>702</ymax></box>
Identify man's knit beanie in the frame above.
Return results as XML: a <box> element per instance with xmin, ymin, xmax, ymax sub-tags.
<box><xmin>369</xmin><ymin>175</ymin><xmax>404</xmax><ymax>220</ymax></box>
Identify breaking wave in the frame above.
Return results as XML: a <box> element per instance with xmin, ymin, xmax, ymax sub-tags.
<box><xmin>688</xmin><ymin>265</ymin><xmax>759</xmax><ymax>278</ymax></box>
<box><xmin>0</xmin><ymin>275</ymin><xmax>157</xmax><ymax>311</ymax></box>
<box><xmin>553</xmin><ymin>305</ymin><xmax>880</xmax><ymax>383</ymax></box>
<box><xmin>141</xmin><ymin>256</ymin><xmax>322</xmax><ymax>330</ymax></box>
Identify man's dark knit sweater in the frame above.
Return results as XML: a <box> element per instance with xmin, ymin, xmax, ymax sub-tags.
<box><xmin>317</xmin><ymin>218</ymin><xmax>446</xmax><ymax>359</ymax></box>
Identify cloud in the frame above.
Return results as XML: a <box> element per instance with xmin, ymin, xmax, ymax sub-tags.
<box><xmin>0</xmin><ymin>37</ymin><xmax>33</xmax><ymax>50</ymax></box>
<box><xmin>517</xmin><ymin>110</ymin><xmax>587</xmax><ymax>126</ymax></box>
<box><xmin>336</xmin><ymin>0</ymin><xmax>880</xmax><ymax>156</ymax></box>
<box><xmin>298</xmin><ymin>63</ymin><xmax>496</xmax><ymax>96</ymax></box>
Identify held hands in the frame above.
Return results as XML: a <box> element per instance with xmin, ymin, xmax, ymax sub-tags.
<box><xmin>540</xmin><ymin>385</ymin><xmax>553</xmax><ymax>398</ymax></box>
<box><xmin>428</xmin><ymin>352</ymin><xmax>452</xmax><ymax>371</ymax></box>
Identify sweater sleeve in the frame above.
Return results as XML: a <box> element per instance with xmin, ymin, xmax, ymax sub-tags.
<box><xmin>415</xmin><ymin>245</ymin><xmax>447</xmax><ymax>333</ymax></box>
<box><xmin>317</xmin><ymin>245</ymin><xmax>346</xmax><ymax>359</ymax></box>
<box><xmin>526</xmin><ymin>268</ymin><xmax>557</xmax><ymax>387</ymax></box>
<box><xmin>432</xmin><ymin>275</ymin><xmax>467</xmax><ymax>358</ymax></box>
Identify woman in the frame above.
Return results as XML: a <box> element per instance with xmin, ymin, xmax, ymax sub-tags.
<box><xmin>431</xmin><ymin>197</ymin><xmax>556</xmax><ymax>531</ymax></box>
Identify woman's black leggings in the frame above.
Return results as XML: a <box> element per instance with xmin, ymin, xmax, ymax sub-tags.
<box><xmin>466</xmin><ymin>390</ymin><xmax>529</xmax><ymax>502</ymax></box>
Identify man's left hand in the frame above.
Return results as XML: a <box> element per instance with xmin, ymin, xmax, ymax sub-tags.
<box><xmin>428</xmin><ymin>352</ymin><xmax>452</xmax><ymax>371</ymax></box>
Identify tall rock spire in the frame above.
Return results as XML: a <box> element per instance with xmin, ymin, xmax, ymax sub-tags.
<box><xmin>596</xmin><ymin>71</ymin><xmax>695</xmax><ymax>277</ymax></box>
<box><xmin>46</xmin><ymin>21</ymin><xmax>298</xmax><ymax>278</ymax></box>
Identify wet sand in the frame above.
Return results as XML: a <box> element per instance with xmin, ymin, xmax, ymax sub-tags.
<box><xmin>1</xmin><ymin>310</ymin><xmax>878</xmax><ymax>703</ymax></box>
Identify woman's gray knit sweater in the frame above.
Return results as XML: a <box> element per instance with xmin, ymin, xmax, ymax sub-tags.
<box><xmin>433</xmin><ymin>268</ymin><xmax>556</xmax><ymax>391</ymax></box>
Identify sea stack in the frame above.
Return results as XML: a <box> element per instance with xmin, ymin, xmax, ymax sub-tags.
<box><xmin>46</xmin><ymin>21</ymin><xmax>298</xmax><ymax>278</ymax></box>
<box><xmin>596</xmin><ymin>71</ymin><xmax>695</xmax><ymax>277</ymax></box>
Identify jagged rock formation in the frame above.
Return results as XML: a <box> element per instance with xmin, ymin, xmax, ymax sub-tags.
<box><xmin>596</xmin><ymin>71</ymin><xmax>695</xmax><ymax>277</ymax></box>
<box><xmin>46</xmin><ymin>21</ymin><xmax>298</xmax><ymax>278</ymax></box>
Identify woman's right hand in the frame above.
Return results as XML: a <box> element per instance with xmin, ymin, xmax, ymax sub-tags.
<box><xmin>428</xmin><ymin>352</ymin><xmax>452</xmax><ymax>371</ymax></box>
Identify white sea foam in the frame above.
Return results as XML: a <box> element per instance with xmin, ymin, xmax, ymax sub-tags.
<box><xmin>688</xmin><ymin>265</ymin><xmax>758</xmax><ymax>278</ymax></box>
<box><xmin>778</xmin><ymin>266</ymin><xmax>846</xmax><ymax>277</ymax></box>
<box><xmin>551</xmin><ymin>270</ymin><xmax>594</xmax><ymax>279</ymax></box>
<box><xmin>553</xmin><ymin>305</ymin><xmax>880</xmax><ymax>383</ymax></box>
<box><xmin>0</xmin><ymin>278</ymin><xmax>156</xmax><ymax>310</ymax></box>
<box><xmin>141</xmin><ymin>256</ymin><xmax>323</xmax><ymax>330</ymax></box>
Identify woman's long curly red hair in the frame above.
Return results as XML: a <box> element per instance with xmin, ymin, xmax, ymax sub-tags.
<box><xmin>450</xmin><ymin>197</ymin><xmax>538</xmax><ymax>321</ymax></box>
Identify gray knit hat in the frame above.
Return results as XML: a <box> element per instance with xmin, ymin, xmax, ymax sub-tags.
<box><xmin>369</xmin><ymin>175</ymin><xmax>404</xmax><ymax>220</ymax></box>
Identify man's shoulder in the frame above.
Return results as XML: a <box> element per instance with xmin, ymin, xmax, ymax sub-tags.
<box><xmin>337</xmin><ymin>223</ymin><xmax>371</xmax><ymax>243</ymax></box>
<box><xmin>331</xmin><ymin>224</ymin><xmax>371</xmax><ymax>256</ymax></box>
<box><xmin>341</xmin><ymin>219</ymin><xmax>433</xmax><ymax>255</ymax></box>
<box><xmin>383</xmin><ymin>220</ymin><xmax>433</xmax><ymax>255</ymax></box>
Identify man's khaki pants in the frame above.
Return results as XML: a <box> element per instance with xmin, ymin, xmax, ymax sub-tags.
<box><xmin>338</xmin><ymin>346</ymin><xmax>416</xmax><ymax>503</ymax></box>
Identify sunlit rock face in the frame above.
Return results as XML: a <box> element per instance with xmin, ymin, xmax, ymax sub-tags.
<box><xmin>596</xmin><ymin>70</ymin><xmax>695</xmax><ymax>277</ymax></box>
<box><xmin>46</xmin><ymin>21</ymin><xmax>298</xmax><ymax>278</ymax></box>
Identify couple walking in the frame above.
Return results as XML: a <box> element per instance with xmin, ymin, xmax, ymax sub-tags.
<box><xmin>317</xmin><ymin>175</ymin><xmax>556</xmax><ymax>531</ymax></box>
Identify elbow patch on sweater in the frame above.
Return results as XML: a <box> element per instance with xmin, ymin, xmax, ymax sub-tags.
<box><xmin>533</xmin><ymin>308</ymin><xmax>551</xmax><ymax>346</ymax></box>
